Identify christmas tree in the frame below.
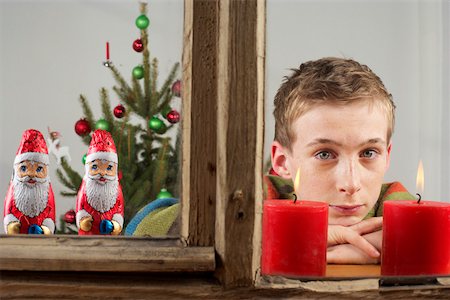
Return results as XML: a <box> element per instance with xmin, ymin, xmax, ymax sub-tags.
<box><xmin>56</xmin><ymin>2</ymin><xmax>181</xmax><ymax>233</ymax></box>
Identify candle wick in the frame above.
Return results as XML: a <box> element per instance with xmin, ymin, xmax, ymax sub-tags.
<box><xmin>293</xmin><ymin>193</ymin><xmax>297</xmax><ymax>204</ymax></box>
<box><xmin>416</xmin><ymin>193</ymin><xmax>422</xmax><ymax>204</ymax></box>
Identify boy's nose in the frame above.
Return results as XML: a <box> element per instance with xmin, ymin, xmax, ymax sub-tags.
<box><xmin>336</xmin><ymin>160</ymin><xmax>361</xmax><ymax>196</ymax></box>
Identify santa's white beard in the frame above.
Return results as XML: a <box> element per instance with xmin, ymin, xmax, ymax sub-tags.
<box><xmin>13</xmin><ymin>176</ymin><xmax>49</xmax><ymax>218</ymax></box>
<box><xmin>85</xmin><ymin>174</ymin><xmax>118</xmax><ymax>213</ymax></box>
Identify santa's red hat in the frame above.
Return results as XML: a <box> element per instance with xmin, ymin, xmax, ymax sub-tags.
<box><xmin>14</xmin><ymin>129</ymin><xmax>49</xmax><ymax>165</ymax></box>
<box><xmin>85</xmin><ymin>129</ymin><xmax>118</xmax><ymax>164</ymax></box>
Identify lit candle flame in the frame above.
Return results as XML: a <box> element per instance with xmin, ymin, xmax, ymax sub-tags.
<box><xmin>416</xmin><ymin>160</ymin><xmax>424</xmax><ymax>194</ymax></box>
<box><xmin>294</xmin><ymin>168</ymin><xmax>301</xmax><ymax>196</ymax></box>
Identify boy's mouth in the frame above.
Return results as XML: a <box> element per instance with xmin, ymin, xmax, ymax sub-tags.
<box><xmin>329</xmin><ymin>204</ymin><xmax>364</xmax><ymax>215</ymax></box>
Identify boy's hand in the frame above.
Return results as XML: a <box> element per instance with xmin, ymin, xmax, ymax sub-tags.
<box><xmin>328</xmin><ymin>217</ymin><xmax>383</xmax><ymax>259</ymax></box>
<box><xmin>327</xmin><ymin>243</ymin><xmax>380</xmax><ymax>264</ymax></box>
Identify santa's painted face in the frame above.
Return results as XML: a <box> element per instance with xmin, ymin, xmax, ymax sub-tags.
<box><xmin>85</xmin><ymin>159</ymin><xmax>118</xmax><ymax>213</ymax></box>
<box><xmin>13</xmin><ymin>160</ymin><xmax>50</xmax><ymax>217</ymax></box>
<box><xmin>88</xmin><ymin>159</ymin><xmax>117</xmax><ymax>184</ymax></box>
<box><xmin>15</xmin><ymin>160</ymin><xmax>48</xmax><ymax>184</ymax></box>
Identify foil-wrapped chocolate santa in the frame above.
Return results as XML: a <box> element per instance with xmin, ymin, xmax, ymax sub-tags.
<box><xmin>3</xmin><ymin>129</ymin><xmax>56</xmax><ymax>234</ymax></box>
<box><xmin>76</xmin><ymin>129</ymin><xmax>124</xmax><ymax>235</ymax></box>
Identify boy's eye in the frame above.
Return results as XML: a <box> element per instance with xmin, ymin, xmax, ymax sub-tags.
<box><xmin>315</xmin><ymin>151</ymin><xmax>335</xmax><ymax>160</ymax></box>
<box><xmin>36</xmin><ymin>166</ymin><xmax>43</xmax><ymax>172</ymax></box>
<box><xmin>91</xmin><ymin>164</ymin><xmax>98</xmax><ymax>170</ymax></box>
<box><xmin>107</xmin><ymin>165</ymin><xmax>113</xmax><ymax>171</ymax></box>
<box><xmin>361</xmin><ymin>150</ymin><xmax>377</xmax><ymax>159</ymax></box>
<box><xmin>20</xmin><ymin>166</ymin><xmax>27</xmax><ymax>172</ymax></box>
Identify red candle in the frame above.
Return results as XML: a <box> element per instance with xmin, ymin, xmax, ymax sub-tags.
<box><xmin>261</xmin><ymin>199</ymin><xmax>328</xmax><ymax>277</ymax></box>
<box><xmin>381</xmin><ymin>161</ymin><xmax>450</xmax><ymax>276</ymax></box>
<box><xmin>106</xmin><ymin>42</ymin><xmax>110</xmax><ymax>60</ymax></box>
<box><xmin>381</xmin><ymin>200</ymin><xmax>450</xmax><ymax>276</ymax></box>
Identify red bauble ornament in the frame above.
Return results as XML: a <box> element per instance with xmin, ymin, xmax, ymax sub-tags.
<box><xmin>113</xmin><ymin>104</ymin><xmax>126</xmax><ymax>118</ymax></box>
<box><xmin>133</xmin><ymin>38</ymin><xmax>144</xmax><ymax>52</ymax></box>
<box><xmin>64</xmin><ymin>209</ymin><xmax>76</xmax><ymax>224</ymax></box>
<box><xmin>167</xmin><ymin>110</ymin><xmax>180</xmax><ymax>124</ymax></box>
<box><xmin>118</xmin><ymin>170</ymin><xmax>123</xmax><ymax>181</ymax></box>
<box><xmin>172</xmin><ymin>80</ymin><xmax>181</xmax><ymax>97</ymax></box>
<box><xmin>75</xmin><ymin>118</ymin><xmax>91</xmax><ymax>136</ymax></box>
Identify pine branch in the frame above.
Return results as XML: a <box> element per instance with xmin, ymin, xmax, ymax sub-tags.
<box><xmin>131</xmin><ymin>76</ymin><xmax>145</xmax><ymax>118</ymax></box>
<box><xmin>79</xmin><ymin>95</ymin><xmax>95</xmax><ymax>123</ymax></box>
<box><xmin>109</xmin><ymin>64</ymin><xmax>134</xmax><ymax>100</ymax></box>
<box><xmin>125</xmin><ymin>179</ymin><xmax>151</xmax><ymax>223</ymax></box>
<box><xmin>149</xmin><ymin>58</ymin><xmax>159</xmax><ymax>116</ymax></box>
<box><xmin>150</xmin><ymin>138</ymin><xmax>170</xmax><ymax>198</ymax></box>
<box><xmin>100</xmin><ymin>88</ymin><xmax>115</xmax><ymax>133</ymax></box>
<box><xmin>157</xmin><ymin>63</ymin><xmax>179</xmax><ymax>113</ymax></box>
<box><xmin>61</xmin><ymin>191</ymin><xmax>78</xmax><ymax>197</ymax></box>
<box><xmin>158</xmin><ymin>63</ymin><xmax>180</xmax><ymax>100</ymax></box>
<box><xmin>56</xmin><ymin>158</ymin><xmax>83</xmax><ymax>198</ymax></box>
<box><xmin>56</xmin><ymin>169</ymin><xmax>76</xmax><ymax>191</ymax></box>
<box><xmin>113</xmin><ymin>86</ymin><xmax>138</xmax><ymax>112</ymax></box>
<box><xmin>79</xmin><ymin>95</ymin><xmax>95</xmax><ymax>145</ymax></box>
<box><xmin>141</xmin><ymin>24</ymin><xmax>152</xmax><ymax>115</ymax></box>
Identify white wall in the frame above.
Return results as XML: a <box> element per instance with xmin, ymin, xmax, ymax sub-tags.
<box><xmin>265</xmin><ymin>0</ymin><xmax>449</xmax><ymax>202</ymax></box>
<box><xmin>0</xmin><ymin>0</ymin><xmax>183</xmax><ymax>232</ymax></box>
<box><xmin>1</xmin><ymin>0</ymin><xmax>449</xmax><ymax>234</ymax></box>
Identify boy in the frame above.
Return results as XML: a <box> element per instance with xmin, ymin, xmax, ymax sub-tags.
<box><xmin>267</xmin><ymin>57</ymin><xmax>415</xmax><ymax>264</ymax></box>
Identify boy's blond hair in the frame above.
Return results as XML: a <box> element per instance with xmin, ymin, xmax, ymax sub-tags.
<box><xmin>273</xmin><ymin>57</ymin><xmax>395</xmax><ymax>150</ymax></box>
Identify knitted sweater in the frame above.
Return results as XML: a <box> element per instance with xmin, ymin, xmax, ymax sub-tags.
<box><xmin>263</xmin><ymin>175</ymin><xmax>416</xmax><ymax>218</ymax></box>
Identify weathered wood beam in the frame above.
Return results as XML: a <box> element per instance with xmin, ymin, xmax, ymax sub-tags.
<box><xmin>216</xmin><ymin>0</ymin><xmax>265</xmax><ymax>287</ymax></box>
<box><xmin>0</xmin><ymin>235</ymin><xmax>215</xmax><ymax>272</ymax></box>
<box><xmin>181</xmin><ymin>0</ymin><xmax>218</xmax><ymax>247</ymax></box>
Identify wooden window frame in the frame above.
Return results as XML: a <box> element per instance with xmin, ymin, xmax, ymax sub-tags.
<box><xmin>0</xmin><ymin>0</ymin><xmax>264</xmax><ymax>287</ymax></box>
<box><xmin>1</xmin><ymin>1</ymin><xmax>450</xmax><ymax>296</ymax></box>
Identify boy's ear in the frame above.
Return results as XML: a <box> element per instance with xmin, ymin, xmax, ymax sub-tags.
<box><xmin>385</xmin><ymin>143</ymin><xmax>392</xmax><ymax>170</ymax></box>
<box><xmin>271</xmin><ymin>141</ymin><xmax>292</xmax><ymax>179</ymax></box>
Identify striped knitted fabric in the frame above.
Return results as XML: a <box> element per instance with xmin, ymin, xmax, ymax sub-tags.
<box><xmin>125</xmin><ymin>198</ymin><xmax>179</xmax><ymax>236</ymax></box>
<box><xmin>264</xmin><ymin>175</ymin><xmax>415</xmax><ymax>218</ymax></box>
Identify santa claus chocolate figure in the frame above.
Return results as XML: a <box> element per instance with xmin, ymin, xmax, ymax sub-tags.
<box><xmin>3</xmin><ymin>129</ymin><xmax>56</xmax><ymax>234</ymax></box>
<box><xmin>76</xmin><ymin>129</ymin><xmax>124</xmax><ymax>235</ymax></box>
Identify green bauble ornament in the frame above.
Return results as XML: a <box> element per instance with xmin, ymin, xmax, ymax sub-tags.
<box><xmin>82</xmin><ymin>154</ymin><xmax>87</xmax><ymax>165</ymax></box>
<box><xmin>157</xmin><ymin>188</ymin><xmax>173</xmax><ymax>199</ymax></box>
<box><xmin>148</xmin><ymin>116</ymin><xmax>166</xmax><ymax>134</ymax></box>
<box><xmin>132</xmin><ymin>66</ymin><xmax>144</xmax><ymax>80</ymax></box>
<box><xmin>135</xmin><ymin>14</ymin><xmax>150</xmax><ymax>29</ymax></box>
<box><xmin>95</xmin><ymin>118</ymin><xmax>110</xmax><ymax>131</ymax></box>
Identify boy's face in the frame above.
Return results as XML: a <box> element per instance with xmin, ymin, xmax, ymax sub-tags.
<box><xmin>272</xmin><ymin>99</ymin><xmax>391</xmax><ymax>226</ymax></box>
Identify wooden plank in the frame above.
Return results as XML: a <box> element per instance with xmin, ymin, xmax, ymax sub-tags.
<box><xmin>216</xmin><ymin>0</ymin><xmax>265</xmax><ymax>287</ymax></box>
<box><xmin>326</xmin><ymin>264</ymin><xmax>381</xmax><ymax>278</ymax></box>
<box><xmin>180</xmin><ymin>0</ymin><xmax>193</xmax><ymax>243</ymax></box>
<box><xmin>182</xmin><ymin>0</ymin><xmax>218</xmax><ymax>247</ymax></box>
<box><xmin>1</xmin><ymin>271</ymin><xmax>449</xmax><ymax>299</ymax></box>
<box><xmin>0</xmin><ymin>235</ymin><xmax>214</xmax><ymax>272</ymax></box>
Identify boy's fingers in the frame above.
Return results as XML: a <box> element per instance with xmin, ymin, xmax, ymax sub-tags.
<box><xmin>351</xmin><ymin>217</ymin><xmax>383</xmax><ymax>235</ymax></box>
<box><xmin>345</xmin><ymin>229</ymin><xmax>380</xmax><ymax>258</ymax></box>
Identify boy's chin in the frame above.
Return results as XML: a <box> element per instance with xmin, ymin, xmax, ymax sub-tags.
<box><xmin>329</xmin><ymin>215</ymin><xmax>363</xmax><ymax>227</ymax></box>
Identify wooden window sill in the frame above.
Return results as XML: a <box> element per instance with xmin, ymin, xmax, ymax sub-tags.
<box><xmin>257</xmin><ymin>265</ymin><xmax>450</xmax><ymax>293</ymax></box>
<box><xmin>0</xmin><ymin>235</ymin><xmax>215</xmax><ymax>272</ymax></box>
